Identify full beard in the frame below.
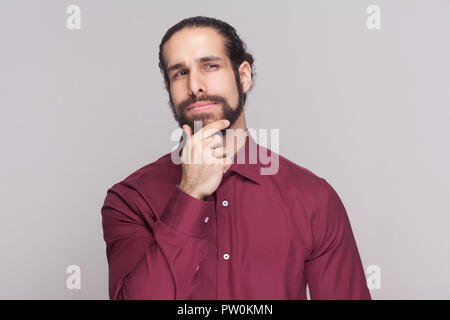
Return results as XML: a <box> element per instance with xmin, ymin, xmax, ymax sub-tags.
<box><xmin>168</xmin><ymin>77</ymin><xmax>246</xmax><ymax>136</ymax></box>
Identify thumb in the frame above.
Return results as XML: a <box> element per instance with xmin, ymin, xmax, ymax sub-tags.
<box><xmin>183</xmin><ymin>124</ymin><xmax>192</xmax><ymax>135</ymax></box>
<box><xmin>182</xmin><ymin>124</ymin><xmax>192</xmax><ymax>141</ymax></box>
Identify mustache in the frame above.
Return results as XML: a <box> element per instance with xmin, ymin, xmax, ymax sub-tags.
<box><xmin>178</xmin><ymin>95</ymin><xmax>226</xmax><ymax>111</ymax></box>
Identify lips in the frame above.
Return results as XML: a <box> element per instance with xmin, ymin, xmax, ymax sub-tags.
<box><xmin>187</xmin><ymin>101</ymin><xmax>216</xmax><ymax>110</ymax></box>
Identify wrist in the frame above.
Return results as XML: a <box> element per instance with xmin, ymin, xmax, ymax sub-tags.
<box><xmin>178</xmin><ymin>183</ymin><xmax>205</xmax><ymax>200</ymax></box>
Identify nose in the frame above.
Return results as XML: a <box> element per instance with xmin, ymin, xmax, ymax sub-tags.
<box><xmin>188</xmin><ymin>69</ymin><xmax>207</xmax><ymax>96</ymax></box>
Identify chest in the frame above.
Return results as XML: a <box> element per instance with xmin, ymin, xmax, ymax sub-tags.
<box><xmin>206</xmin><ymin>178</ymin><xmax>310</xmax><ymax>264</ymax></box>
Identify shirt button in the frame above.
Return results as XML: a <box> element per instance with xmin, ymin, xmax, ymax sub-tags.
<box><xmin>222</xmin><ymin>200</ymin><xmax>229</xmax><ymax>207</ymax></box>
<box><xmin>204</xmin><ymin>217</ymin><xmax>209</xmax><ymax>223</ymax></box>
<box><xmin>223</xmin><ymin>253</ymin><xmax>230</xmax><ymax>260</ymax></box>
<box><xmin>195</xmin><ymin>265</ymin><xmax>200</xmax><ymax>272</ymax></box>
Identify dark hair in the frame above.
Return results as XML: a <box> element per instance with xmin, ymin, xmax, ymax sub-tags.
<box><xmin>158</xmin><ymin>16</ymin><xmax>256</xmax><ymax>100</ymax></box>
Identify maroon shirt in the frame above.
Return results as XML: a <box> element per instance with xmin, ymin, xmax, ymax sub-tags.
<box><xmin>101</xmin><ymin>133</ymin><xmax>371</xmax><ymax>300</ymax></box>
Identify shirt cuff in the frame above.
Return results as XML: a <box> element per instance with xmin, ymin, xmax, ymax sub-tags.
<box><xmin>159</xmin><ymin>185</ymin><xmax>215</xmax><ymax>238</ymax></box>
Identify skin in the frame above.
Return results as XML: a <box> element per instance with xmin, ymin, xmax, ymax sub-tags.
<box><xmin>162</xmin><ymin>26</ymin><xmax>253</xmax><ymax>200</ymax></box>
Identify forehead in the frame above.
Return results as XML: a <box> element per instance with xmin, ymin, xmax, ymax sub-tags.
<box><xmin>163</xmin><ymin>27</ymin><xmax>228</xmax><ymax>67</ymax></box>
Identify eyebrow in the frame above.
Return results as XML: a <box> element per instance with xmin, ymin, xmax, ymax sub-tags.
<box><xmin>166</xmin><ymin>55</ymin><xmax>224</xmax><ymax>74</ymax></box>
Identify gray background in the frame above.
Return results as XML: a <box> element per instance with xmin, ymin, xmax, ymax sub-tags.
<box><xmin>1</xmin><ymin>0</ymin><xmax>449</xmax><ymax>299</ymax></box>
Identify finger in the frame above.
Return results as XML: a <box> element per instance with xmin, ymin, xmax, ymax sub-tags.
<box><xmin>193</xmin><ymin>119</ymin><xmax>230</xmax><ymax>143</ymax></box>
<box><xmin>203</xmin><ymin>134</ymin><xmax>223</xmax><ymax>149</ymax></box>
<box><xmin>181</xmin><ymin>125</ymin><xmax>192</xmax><ymax>147</ymax></box>
<box><xmin>204</xmin><ymin>154</ymin><xmax>232</xmax><ymax>167</ymax></box>
<box><xmin>183</xmin><ymin>124</ymin><xmax>192</xmax><ymax>139</ymax></box>
<box><xmin>211</xmin><ymin>147</ymin><xmax>227</xmax><ymax>159</ymax></box>
<box><xmin>221</xmin><ymin>156</ymin><xmax>233</xmax><ymax>171</ymax></box>
<box><xmin>181</xmin><ymin>124</ymin><xmax>193</xmax><ymax>161</ymax></box>
<box><xmin>205</xmin><ymin>148</ymin><xmax>232</xmax><ymax>164</ymax></box>
<box><xmin>203</xmin><ymin>144</ymin><xmax>227</xmax><ymax>162</ymax></box>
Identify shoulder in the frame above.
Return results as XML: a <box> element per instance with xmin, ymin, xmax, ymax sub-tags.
<box><xmin>273</xmin><ymin>153</ymin><xmax>347</xmax><ymax>227</ymax></box>
<box><xmin>108</xmin><ymin>152</ymin><xmax>179</xmax><ymax>196</ymax></box>
<box><xmin>271</xmin><ymin>151</ymin><xmax>329</xmax><ymax>191</ymax></box>
<box><xmin>267</xmin><ymin>151</ymin><xmax>338</xmax><ymax>206</ymax></box>
<box><xmin>103</xmin><ymin>152</ymin><xmax>181</xmax><ymax>219</ymax></box>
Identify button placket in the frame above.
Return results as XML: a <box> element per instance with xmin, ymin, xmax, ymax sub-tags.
<box><xmin>216</xmin><ymin>190</ymin><xmax>232</xmax><ymax>299</ymax></box>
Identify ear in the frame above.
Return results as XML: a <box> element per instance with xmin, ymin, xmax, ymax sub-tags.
<box><xmin>238</xmin><ymin>61</ymin><xmax>252</xmax><ymax>93</ymax></box>
<box><xmin>164</xmin><ymin>81</ymin><xmax>169</xmax><ymax>94</ymax></box>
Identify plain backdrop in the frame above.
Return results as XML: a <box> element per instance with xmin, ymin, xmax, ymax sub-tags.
<box><xmin>0</xmin><ymin>0</ymin><xmax>449</xmax><ymax>299</ymax></box>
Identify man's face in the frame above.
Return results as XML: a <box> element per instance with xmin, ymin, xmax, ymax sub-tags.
<box><xmin>162</xmin><ymin>27</ymin><xmax>247</xmax><ymax>133</ymax></box>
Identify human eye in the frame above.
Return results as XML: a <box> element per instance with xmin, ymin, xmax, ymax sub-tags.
<box><xmin>174</xmin><ymin>70</ymin><xmax>187</xmax><ymax>78</ymax></box>
<box><xmin>205</xmin><ymin>64</ymin><xmax>218</xmax><ymax>70</ymax></box>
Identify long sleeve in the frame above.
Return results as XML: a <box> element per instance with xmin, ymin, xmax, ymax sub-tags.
<box><xmin>101</xmin><ymin>183</ymin><xmax>214</xmax><ymax>300</ymax></box>
<box><xmin>304</xmin><ymin>180</ymin><xmax>371</xmax><ymax>300</ymax></box>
